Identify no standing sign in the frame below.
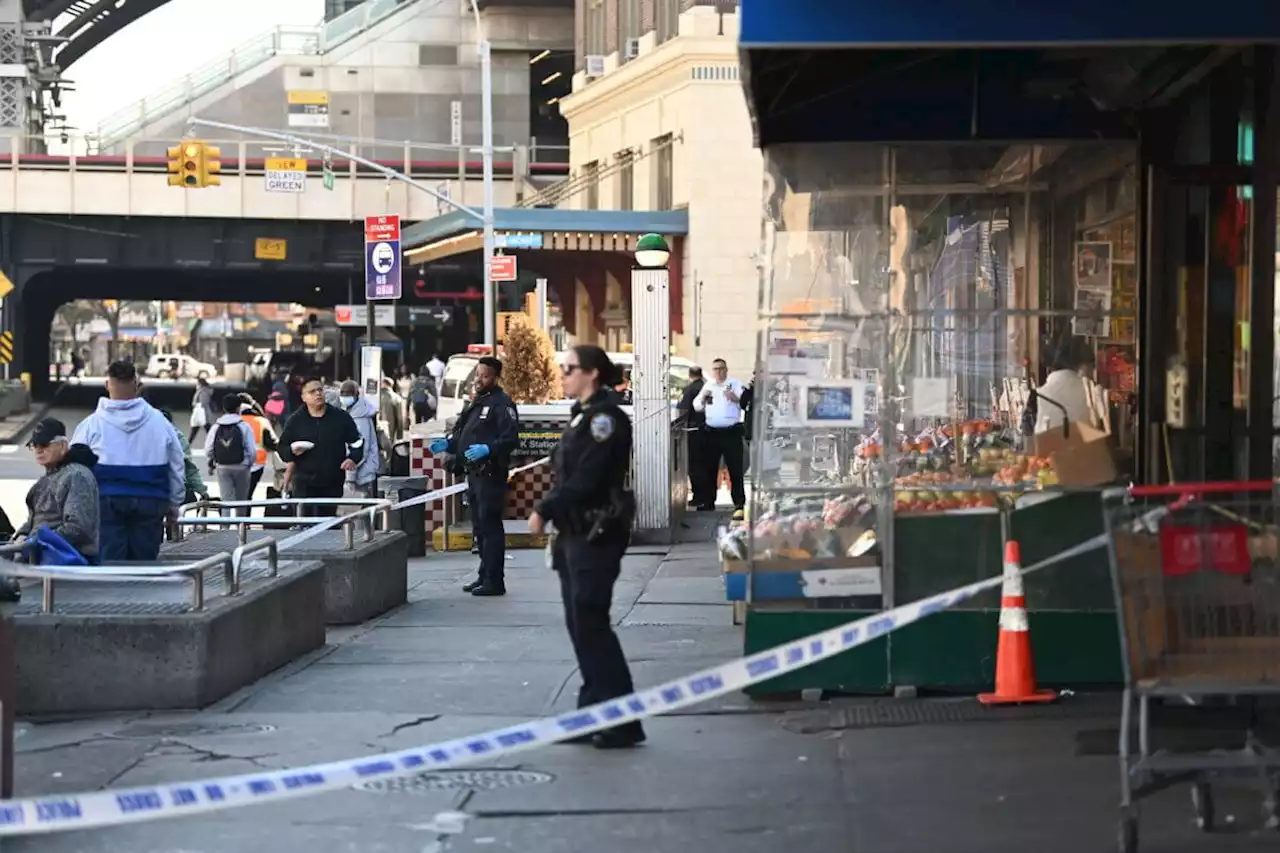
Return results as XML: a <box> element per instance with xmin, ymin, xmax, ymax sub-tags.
<box><xmin>364</xmin><ymin>214</ymin><xmax>402</xmax><ymax>300</ymax></box>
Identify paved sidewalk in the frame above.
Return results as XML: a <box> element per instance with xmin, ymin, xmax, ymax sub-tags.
<box><xmin>10</xmin><ymin>536</ymin><xmax>1280</xmax><ymax>852</ymax></box>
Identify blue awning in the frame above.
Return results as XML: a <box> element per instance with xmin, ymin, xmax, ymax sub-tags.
<box><xmin>740</xmin><ymin>0</ymin><xmax>1280</xmax><ymax>48</ymax></box>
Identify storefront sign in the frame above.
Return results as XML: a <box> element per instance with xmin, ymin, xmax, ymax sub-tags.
<box><xmin>516</xmin><ymin>429</ymin><xmax>560</xmax><ymax>457</ymax></box>
<box><xmin>335</xmin><ymin>305</ymin><xmax>396</xmax><ymax>327</ymax></box>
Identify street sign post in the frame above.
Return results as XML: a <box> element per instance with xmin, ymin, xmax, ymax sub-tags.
<box><xmin>265</xmin><ymin>157</ymin><xmax>307</xmax><ymax>193</ymax></box>
<box><xmin>364</xmin><ymin>215</ymin><xmax>402</xmax><ymax>300</ymax></box>
<box><xmin>489</xmin><ymin>255</ymin><xmax>517</xmax><ymax>281</ymax></box>
<box><xmin>450</xmin><ymin>100</ymin><xmax>462</xmax><ymax>147</ymax></box>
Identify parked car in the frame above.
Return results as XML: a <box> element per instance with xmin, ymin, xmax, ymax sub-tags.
<box><xmin>145</xmin><ymin>353</ymin><xmax>218</xmax><ymax>380</ymax></box>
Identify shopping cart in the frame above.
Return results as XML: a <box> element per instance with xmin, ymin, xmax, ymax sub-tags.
<box><xmin>1103</xmin><ymin>481</ymin><xmax>1280</xmax><ymax>852</ymax></box>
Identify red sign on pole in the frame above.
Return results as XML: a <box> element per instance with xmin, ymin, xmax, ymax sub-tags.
<box><xmin>489</xmin><ymin>255</ymin><xmax>518</xmax><ymax>282</ymax></box>
<box><xmin>364</xmin><ymin>214</ymin><xmax>401</xmax><ymax>242</ymax></box>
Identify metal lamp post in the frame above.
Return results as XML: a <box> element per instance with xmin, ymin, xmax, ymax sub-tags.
<box><xmin>469</xmin><ymin>1</ymin><xmax>497</xmax><ymax>350</ymax></box>
<box><xmin>630</xmin><ymin>233</ymin><xmax>673</xmax><ymax>540</ymax></box>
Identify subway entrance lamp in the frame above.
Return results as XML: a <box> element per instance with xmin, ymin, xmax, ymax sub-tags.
<box><xmin>634</xmin><ymin>233</ymin><xmax>671</xmax><ymax>269</ymax></box>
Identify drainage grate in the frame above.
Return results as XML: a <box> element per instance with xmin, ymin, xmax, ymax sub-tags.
<box><xmin>355</xmin><ymin>769</ymin><xmax>555</xmax><ymax>795</ymax></box>
<box><xmin>111</xmin><ymin>722</ymin><xmax>277</xmax><ymax>739</ymax></box>
<box><xmin>781</xmin><ymin>696</ymin><xmax>1114</xmax><ymax>734</ymax></box>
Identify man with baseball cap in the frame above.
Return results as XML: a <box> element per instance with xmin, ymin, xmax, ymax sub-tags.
<box><xmin>0</xmin><ymin>418</ymin><xmax>101</xmax><ymax>599</ymax></box>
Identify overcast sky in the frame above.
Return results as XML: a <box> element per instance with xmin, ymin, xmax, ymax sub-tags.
<box><xmin>60</xmin><ymin>0</ymin><xmax>323</xmax><ymax>135</ymax></box>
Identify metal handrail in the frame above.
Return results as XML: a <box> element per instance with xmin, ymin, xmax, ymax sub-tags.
<box><xmin>175</xmin><ymin>504</ymin><xmax>391</xmax><ymax>549</ymax></box>
<box><xmin>0</xmin><ymin>553</ymin><xmax>236</xmax><ymax>614</ymax></box>
<box><xmin>230</xmin><ymin>539</ymin><xmax>279</xmax><ymax>594</ymax></box>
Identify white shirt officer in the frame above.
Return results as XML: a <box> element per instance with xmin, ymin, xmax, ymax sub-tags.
<box><xmin>693</xmin><ymin>367</ymin><xmax>745</xmax><ymax>429</ymax></box>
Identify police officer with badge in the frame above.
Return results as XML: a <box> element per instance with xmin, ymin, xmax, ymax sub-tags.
<box><xmin>429</xmin><ymin>356</ymin><xmax>519</xmax><ymax>596</ymax></box>
<box><xmin>528</xmin><ymin>345</ymin><xmax>643</xmax><ymax>749</ymax></box>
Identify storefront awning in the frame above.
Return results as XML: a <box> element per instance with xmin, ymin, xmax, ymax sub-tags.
<box><xmin>740</xmin><ymin>0</ymin><xmax>1280</xmax><ymax>48</ymax></box>
<box><xmin>402</xmin><ymin>208</ymin><xmax>689</xmax><ymax>264</ymax></box>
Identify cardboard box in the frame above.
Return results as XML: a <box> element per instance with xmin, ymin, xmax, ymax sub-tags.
<box><xmin>1033</xmin><ymin>420</ymin><xmax>1117</xmax><ymax>486</ymax></box>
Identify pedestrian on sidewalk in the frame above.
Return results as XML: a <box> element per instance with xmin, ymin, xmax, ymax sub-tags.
<box><xmin>1</xmin><ymin>418</ymin><xmax>100</xmax><ymax>598</ymax></box>
<box><xmin>692</xmin><ymin>357</ymin><xmax>747</xmax><ymax>519</ymax></box>
<box><xmin>158</xmin><ymin>407</ymin><xmax>208</xmax><ymax>504</ymax></box>
<box><xmin>528</xmin><ymin>345</ymin><xmax>644</xmax><ymax>749</ymax></box>
<box><xmin>676</xmin><ymin>365</ymin><xmax>709</xmax><ymax>508</ymax></box>
<box><xmin>278</xmin><ymin>376</ymin><xmax>363</xmax><ymax>517</ymax></box>
<box><xmin>189</xmin><ymin>376</ymin><xmax>216</xmax><ymax>444</ymax></box>
<box><xmin>239</xmin><ymin>400</ymin><xmax>278</xmax><ymax>499</ymax></box>
<box><xmin>428</xmin><ymin>356</ymin><xmax>518</xmax><ymax>596</ymax></box>
<box><xmin>205</xmin><ymin>395</ymin><xmax>258</xmax><ymax>514</ymax></box>
<box><xmin>338</xmin><ymin>380</ymin><xmax>381</xmax><ymax>498</ymax></box>
<box><xmin>72</xmin><ymin>360</ymin><xmax>185</xmax><ymax>561</ymax></box>
<box><xmin>379</xmin><ymin>377</ymin><xmax>406</xmax><ymax>441</ymax></box>
<box><xmin>409</xmin><ymin>369</ymin><xmax>437</xmax><ymax>425</ymax></box>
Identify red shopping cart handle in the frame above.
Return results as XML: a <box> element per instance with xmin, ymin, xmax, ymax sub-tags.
<box><xmin>1129</xmin><ymin>480</ymin><xmax>1275</xmax><ymax>497</ymax></box>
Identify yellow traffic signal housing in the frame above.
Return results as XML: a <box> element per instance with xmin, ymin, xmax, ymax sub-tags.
<box><xmin>166</xmin><ymin>144</ymin><xmax>184</xmax><ymax>187</ymax></box>
<box><xmin>201</xmin><ymin>144</ymin><xmax>222</xmax><ymax>188</ymax></box>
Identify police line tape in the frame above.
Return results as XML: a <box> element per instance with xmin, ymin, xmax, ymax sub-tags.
<box><xmin>0</xmin><ymin>501</ymin><xmax>1168</xmax><ymax>835</ymax></box>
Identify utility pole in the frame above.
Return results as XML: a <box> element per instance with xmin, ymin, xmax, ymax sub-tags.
<box><xmin>469</xmin><ymin>0</ymin><xmax>497</xmax><ymax>350</ymax></box>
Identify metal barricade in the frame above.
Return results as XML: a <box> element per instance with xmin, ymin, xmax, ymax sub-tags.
<box><xmin>230</xmin><ymin>538</ymin><xmax>279</xmax><ymax>593</ymax></box>
<box><xmin>1102</xmin><ymin>481</ymin><xmax>1280</xmax><ymax>852</ymax></box>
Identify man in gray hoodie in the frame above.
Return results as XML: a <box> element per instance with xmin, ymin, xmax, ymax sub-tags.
<box><xmin>205</xmin><ymin>394</ymin><xmax>258</xmax><ymax>514</ymax></box>
<box><xmin>338</xmin><ymin>380</ymin><xmax>381</xmax><ymax>497</ymax></box>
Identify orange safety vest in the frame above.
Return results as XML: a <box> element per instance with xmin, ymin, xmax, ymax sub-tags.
<box><xmin>244</xmin><ymin>414</ymin><xmax>269</xmax><ymax>468</ymax></box>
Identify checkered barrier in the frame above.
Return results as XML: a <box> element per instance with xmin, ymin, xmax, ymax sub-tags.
<box><xmin>409</xmin><ymin>423</ymin><xmax>562</xmax><ymax>533</ymax></box>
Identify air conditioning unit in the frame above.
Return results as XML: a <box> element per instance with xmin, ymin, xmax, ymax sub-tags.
<box><xmin>584</xmin><ymin>54</ymin><xmax>605</xmax><ymax>78</ymax></box>
<box><xmin>624</xmin><ymin>38</ymin><xmax>640</xmax><ymax>60</ymax></box>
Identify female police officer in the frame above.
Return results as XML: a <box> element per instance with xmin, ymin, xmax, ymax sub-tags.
<box><xmin>528</xmin><ymin>345</ymin><xmax>644</xmax><ymax>749</ymax></box>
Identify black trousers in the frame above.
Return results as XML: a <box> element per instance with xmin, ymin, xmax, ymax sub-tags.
<box><xmin>294</xmin><ymin>481</ymin><xmax>343</xmax><ymax>517</ymax></box>
<box><xmin>467</xmin><ymin>475</ymin><xmax>507</xmax><ymax>588</ymax></box>
<box><xmin>554</xmin><ymin>533</ymin><xmax>644</xmax><ymax>738</ymax></box>
<box><xmin>687</xmin><ymin>429</ymin><xmax>712</xmax><ymax>506</ymax></box>
<box><xmin>706</xmin><ymin>425</ymin><xmax>746</xmax><ymax>509</ymax></box>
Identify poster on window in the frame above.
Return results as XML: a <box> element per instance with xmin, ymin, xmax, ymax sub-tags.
<box><xmin>1072</xmin><ymin>286</ymin><xmax>1113</xmax><ymax>338</ymax></box>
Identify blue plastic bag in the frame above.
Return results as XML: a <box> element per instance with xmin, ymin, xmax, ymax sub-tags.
<box><xmin>26</xmin><ymin>526</ymin><xmax>91</xmax><ymax>567</ymax></box>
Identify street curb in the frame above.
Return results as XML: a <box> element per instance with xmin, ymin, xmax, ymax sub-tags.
<box><xmin>0</xmin><ymin>400</ymin><xmax>55</xmax><ymax>446</ymax></box>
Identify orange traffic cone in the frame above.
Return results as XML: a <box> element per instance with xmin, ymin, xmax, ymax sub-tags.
<box><xmin>978</xmin><ymin>540</ymin><xmax>1056</xmax><ymax>705</ymax></box>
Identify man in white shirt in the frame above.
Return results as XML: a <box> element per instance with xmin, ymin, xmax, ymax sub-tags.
<box><xmin>692</xmin><ymin>358</ymin><xmax>746</xmax><ymax>516</ymax></box>
<box><xmin>426</xmin><ymin>354</ymin><xmax>446</xmax><ymax>385</ymax></box>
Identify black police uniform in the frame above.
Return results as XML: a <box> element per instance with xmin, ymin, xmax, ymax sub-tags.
<box><xmin>447</xmin><ymin>386</ymin><xmax>519</xmax><ymax>594</ymax></box>
<box><xmin>537</xmin><ymin>388</ymin><xmax>644</xmax><ymax>748</ymax></box>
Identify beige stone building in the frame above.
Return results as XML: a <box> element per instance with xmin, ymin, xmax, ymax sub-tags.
<box><xmin>558</xmin><ymin>4</ymin><xmax>761</xmax><ymax>374</ymax></box>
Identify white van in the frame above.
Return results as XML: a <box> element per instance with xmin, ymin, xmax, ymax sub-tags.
<box><xmin>435</xmin><ymin>350</ymin><xmax>698</xmax><ymax>423</ymax></box>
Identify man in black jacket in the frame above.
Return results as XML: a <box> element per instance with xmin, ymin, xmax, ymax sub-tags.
<box><xmin>676</xmin><ymin>366</ymin><xmax>709</xmax><ymax>508</ymax></box>
<box><xmin>278</xmin><ymin>376</ymin><xmax>364</xmax><ymax>517</ymax></box>
<box><xmin>429</xmin><ymin>356</ymin><xmax>519</xmax><ymax>595</ymax></box>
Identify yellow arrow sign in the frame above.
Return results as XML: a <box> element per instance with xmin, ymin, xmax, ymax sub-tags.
<box><xmin>0</xmin><ymin>271</ymin><xmax>13</xmax><ymax>300</ymax></box>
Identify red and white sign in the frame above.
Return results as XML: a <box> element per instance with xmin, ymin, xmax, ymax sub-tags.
<box><xmin>364</xmin><ymin>214</ymin><xmax>400</xmax><ymax>242</ymax></box>
<box><xmin>1159</xmin><ymin>524</ymin><xmax>1251</xmax><ymax>577</ymax></box>
<box><xmin>489</xmin><ymin>255</ymin><xmax>518</xmax><ymax>282</ymax></box>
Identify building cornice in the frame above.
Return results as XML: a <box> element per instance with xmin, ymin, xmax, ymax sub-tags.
<box><xmin>560</xmin><ymin>36</ymin><xmax>739</xmax><ymax>127</ymax></box>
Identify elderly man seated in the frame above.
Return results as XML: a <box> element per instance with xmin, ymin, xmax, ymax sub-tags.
<box><xmin>0</xmin><ymin>418</ymin><xmax>101</xmax><ymax>601</ymax></box>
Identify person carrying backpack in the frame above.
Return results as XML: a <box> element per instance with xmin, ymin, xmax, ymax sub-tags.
<box><xmin>205</xmin><ymin>394</ymin><xmax>258</xmax><ymax>515</ymax></box>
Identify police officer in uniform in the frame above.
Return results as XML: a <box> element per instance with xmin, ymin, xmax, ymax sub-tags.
<box><xmin>429</xmin><ymin>356</ymin><xmax>519</xmax><ymax>596</ymax></box>
<box><xmin>528</xmin><ymin>345</ymin><xmax>644</xmax><ymax>749</ymax></box>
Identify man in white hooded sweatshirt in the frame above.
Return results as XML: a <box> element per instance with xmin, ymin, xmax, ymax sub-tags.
<box><xmin>72</xmin><ymin>360</ymin><xmax>185</xmax><ymax>561</ymax></box>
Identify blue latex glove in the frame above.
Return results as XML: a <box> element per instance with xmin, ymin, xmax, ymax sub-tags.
<box><xmin>464</xmin><ymin>444</ymin><xmax>490</xmax><ymax>462</ymax></box>
<box><xmin>428</xmin><ymin>438</ymin><xmax>449</xmax><ymax>454</ymax></box>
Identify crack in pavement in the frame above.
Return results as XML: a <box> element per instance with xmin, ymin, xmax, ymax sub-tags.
<box><xmin>380</xmin><ymin>714</ymin><xmax>442</xmax><ymax>739</ymax></box>
<box><xmin>145</xmin><ymin>740</ymin><xmax>278</xmax><ymax>769</ymax></box>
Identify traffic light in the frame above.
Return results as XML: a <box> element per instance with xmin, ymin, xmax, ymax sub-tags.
<box><xmin>166</xmin><ymin>140</ymin><xmax>220</xmax><ymax>188</ymax></box>
<box><xmin>201</xmin><ymin>144</ymin><xmax>222</xmax><ymax>187</ymax></box>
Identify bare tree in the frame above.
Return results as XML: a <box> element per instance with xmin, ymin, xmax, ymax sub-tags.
<box><xmin>78</xmin><ymin>300</ymin><xmax>154</xmax><ymax>362</ymax></box>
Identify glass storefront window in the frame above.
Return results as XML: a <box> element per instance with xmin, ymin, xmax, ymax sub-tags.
<box><xmin>744</xmin><ymin>141</ymin><xmax>1139</xmax><ymax>605</ymax></box>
